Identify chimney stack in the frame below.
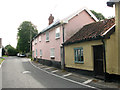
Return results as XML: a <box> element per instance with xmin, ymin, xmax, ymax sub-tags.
<box><xmin>48</xmin><ymin>14</ymin><xmax>54</xmax><ymax>25</ymax></box>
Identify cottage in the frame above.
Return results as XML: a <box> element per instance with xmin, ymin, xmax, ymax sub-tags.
<box><xmin>0</xmin><ymin>38</ymin><xmax>2</xmax><ymax>57</ymax></box>
<box><xmin>32</xmin><ymin>7</ymin><xmax>98</xmax><ymax>68</ymax></box>
<box><xmin>64</xmin><ymin>1</ymin><xmax>120</xmax><ymax>80</ymax></box>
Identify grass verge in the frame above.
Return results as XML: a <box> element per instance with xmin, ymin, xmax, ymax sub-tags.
<box><xmin>0</xmin><ymin>58</ymin><xmax>5</xmax><ymax>64</ymax></box>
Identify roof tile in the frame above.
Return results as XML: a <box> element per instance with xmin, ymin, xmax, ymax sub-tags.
<box><xmin>64</xmin><ymin>18</ymin><xmax>115</xmax><ymax>45</ymax></box>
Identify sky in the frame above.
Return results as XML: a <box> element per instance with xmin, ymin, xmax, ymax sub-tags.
<box><xmin>0</xmin><ymin>0</ymin><xmax>115</xmax><ymax>48</ymax></box>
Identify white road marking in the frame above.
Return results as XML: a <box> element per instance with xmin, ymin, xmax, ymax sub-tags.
<box><xmin>51</xmin><ymin>70</ymin><xmax>59</xmax><ymax>73</ymax></box>
<box><xmin>30</xmin><ymin>61</ymin><xmax>101</xmax><ymax>89</ymax></box>
<box><xmin>39</xmin><ymin>66</ymin><xmax>47</xmax><ymax>68</ymax></box>
<box><xmin>63</xmin><ymin>73</ymin><xmax>72</xmax><ymax>77</ymax></box>
<box><xmin>44</xmin><ymin>67</ymin><xmax>53</xmax><ymax>70</ymax></box>
<box><xmin>83</xmin><ymin>79</ymin><xmax>93</xmax><ymax>84</ymax></box>
<box><xmin>22</xmin><ymin>71</ymin><xmax>31</xmax><ymax>74</ymax></box>
<box><xmin>0</xmin><ymin>65</ymin><xmax>1</xmax><ymax>68</ymax></box>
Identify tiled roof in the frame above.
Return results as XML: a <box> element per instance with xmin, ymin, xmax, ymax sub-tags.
<box><xmin>64</xmin><ymin>18</ymin><xmax>115</xmax><ymax>45</ymax></box>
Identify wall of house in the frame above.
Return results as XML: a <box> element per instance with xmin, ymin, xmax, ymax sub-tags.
<box><xmin>65</xmin><ymin>34</ymin><xmax>120</xmax><ymax>75</ymax></box>
<box><xmin>32</xmin><ymin>26</ymin><xmax>63</xmax><ymax>62</ymax></box>
<box><xmin>64</xmin><ymin>40</ymin><xmax>103</xmax><ymax>71</ymax></box>
<box><xmin>64</xmin><ymin>10</ymin><xmax>95</xmax><ymax>42</ymax></box>
<box><xmin>105</xmin><ymin>2</ymin><xmax>120</xmax><ymax>75</ymax></box>
<box><xmin>105</xmin><ymin>33</ymin><xmax>120</xmax><ymax>75</ymax></box>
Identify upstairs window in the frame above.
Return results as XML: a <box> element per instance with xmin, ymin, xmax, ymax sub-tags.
<box><xmin>55</xmin><ymin>27</ymin><xmax>60</xmax><ymax>39</ymax></box>
<box><xmin>35</xmin><ymin>38</ymin><xmax>37</xmax><ymax>44</ymax></box>
<box><xmin>46</xmin><ymin>32</ymin><xmax>49</xmax><ymax>41</ymax></box>
<box><xmin>74</xmin><ymin>47</ymin><xmax>84</xmax><ymax>63</ymax></box>
<box><xmin>39</xmin><ymin>36</ymin><xmax>41</xmax><ymax>42</ymax></box>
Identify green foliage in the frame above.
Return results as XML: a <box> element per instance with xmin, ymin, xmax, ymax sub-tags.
<box><xmin>5</xmin><ymin>45</ymin><xmax>17</xmax><ymax>56</ymax></box>
<box><xmin>17</xmin><ymin>21</ymin><xmax>38</xmax><ymax>53</ymax></box>
<box><xmin>91</xmin><ymin>10</ymin><xmax>105</xmax><ymax>21</ymax></box>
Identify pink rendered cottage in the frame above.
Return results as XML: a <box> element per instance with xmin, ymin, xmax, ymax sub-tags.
<box><xmin>32</xmin><ymin>7</ymin><xmax>98</xmax><ymax>68</ymax></box>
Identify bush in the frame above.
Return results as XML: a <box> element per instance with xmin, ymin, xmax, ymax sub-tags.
<box><xmin>5</xmin><ymin>45</ymin><xmax>17</xmax><ymax>56</ymax></box>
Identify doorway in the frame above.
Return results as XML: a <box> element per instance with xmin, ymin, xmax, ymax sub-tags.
<box><xmin>93</xmin><ymin>45</ymin><xmax>104</xmax><ymax>78</ymax></box>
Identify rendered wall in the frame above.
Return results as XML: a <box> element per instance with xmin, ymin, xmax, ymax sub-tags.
<box><xmin>65</xmin><ymin>40</ymin><xmax>103</xmax><ymax>71</ymax></box>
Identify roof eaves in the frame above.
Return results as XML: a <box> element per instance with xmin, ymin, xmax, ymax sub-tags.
<box><xmin>101</xmin><ymin>24</ymin><xmax>115</xmax><ymax>36</ymax></box>
<box><xmin>85</xmin><ymin>8</ymin><xmax>99</xmax><ymax>22</ymax></box>
<box><xmin>64</xmin><ymin>36</ymin><xmax>103</xmax><ymax>46</ymax></box>
<box><xmin>62</xmin><ymin>7</ymin><xmax>99</xmax><ymax>22</ymax></box>
<box><xmin>32</xmin><ymin>20</ymin><xmax>64</xmax><ymax>41</ymax></box>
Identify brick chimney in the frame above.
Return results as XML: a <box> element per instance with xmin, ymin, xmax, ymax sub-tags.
<box><xmin>48</xmin><ymin>14</ymin><xmax>54</xmax><ymax>25</ymax></box>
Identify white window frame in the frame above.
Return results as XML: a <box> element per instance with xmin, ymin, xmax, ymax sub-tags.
<box><xmin>55</xmin><ymin>27</ymin><xmax>60</xmax><ymax>39</ymax></box>
<box><xmin>50</xmin><ymin>48</ymin><xmax>55</xmax><ymax>58</ymax></box>
<box><xmin>39</xmin><ymin>36</ymin><xmax>41</xmax><ymax>42</ymax></box>
<box><xmin>40</xmin><ymin>49</ymin><xmax>42</xmax><ymax>56</ymax></box>
<box><xmin>36</xmin><ymin>49</ymin><xmax>37</xmax><ymax>57</ymax></box>
<box><xmin>46</xmin><ymin>32</ymin><xmax>49</xmax><ymax>42</ymax></box>
<box><xmin>35</xmin><ymin>38</ymin><xmax>37</xmax><ymax>44</ymax></box>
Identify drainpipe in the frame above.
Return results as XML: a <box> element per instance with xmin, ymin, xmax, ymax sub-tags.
<box><xmin>61</xmin><ymin>24</ymin><xmax>65</xmax><ymax>70</ymax></box>
<box><xmin>102</xmin><ymin>39</ymin><xmax>107</xmax><ymax>82</ymax></box>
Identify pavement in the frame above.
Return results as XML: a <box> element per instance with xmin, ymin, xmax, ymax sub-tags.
<box><xmin>31</xmin><ymin>60</ymin><xmax>120</xmax><ymax>89</ymax></box>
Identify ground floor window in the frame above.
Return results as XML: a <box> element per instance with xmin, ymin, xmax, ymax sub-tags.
<box><xmin>50</xmin><ymin>48</ymin><xmax>55</xmax><ymax>59</ymax></box>
<box><xmin>36</xmin><ymin>49</ymin><xmax>37</xmax><ymax>57</ymax></box>
<box><xmin>40</xmin><ymin>49</ymin><xmax>42</xmax><ymax>56</ymax></box>
<box><xmin>74</xmin><ymin>47</ymin><xmax>84</xmax><ymax>63</ymax></box>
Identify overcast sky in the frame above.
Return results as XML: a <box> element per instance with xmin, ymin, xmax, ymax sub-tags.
<box><xmin>0</xmin><ymin>0</ymin><xmax>115</xmax><ymax>48</ymax></box>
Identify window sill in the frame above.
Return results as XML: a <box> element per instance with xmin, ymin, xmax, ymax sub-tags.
<box><xmin>46</xmin><ymin>40</ymin><xmax>49</xmax><ymax>42</ymax></box>
<box><xmin>55</xmin><ymin>37</ymin><xmax>60</xmax><ymax>40</ymax></box>
<box><xmin>50</xmin><ymin>56</ymin><xmax>55</xmax><ymax>59</ymax></box>
<box><xmin>75</xmin><ymin>61</ymin><xmax>84</xmax><ymax>64</ymax></box>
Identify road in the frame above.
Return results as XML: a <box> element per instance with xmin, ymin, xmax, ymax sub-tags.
<box><xmin>2</xmin><ymin>56</ymin><xmax>96</xmax><ymax>88</ymax></box>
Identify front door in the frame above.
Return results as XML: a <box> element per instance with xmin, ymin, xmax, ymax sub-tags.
<box><xmin>93</xmin><ymin>45</ymin><xmax>104</xmax><ymax>78</ymax></box>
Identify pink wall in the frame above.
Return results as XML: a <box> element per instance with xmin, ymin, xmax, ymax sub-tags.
<box><xmin>64</xmin><ymin>10</ymin><xmax>95</xmax><ymax>41</ymax></box>
<box><xmin>32</xmin><ymin>10</ymin><xmax>96</xmax><ymax>62</ymax></box>
<box><xmin>32</xmin><ymin>26</ymin><xmax>63</xmax><ymax>62</ymax></box>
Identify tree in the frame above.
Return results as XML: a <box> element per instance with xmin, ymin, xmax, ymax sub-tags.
<box><xmin>91</xmin><ymin>10</ymin><xmax>105</xmax><ymax>21</ymax></box>
<box><xmin>17</xmin><ymin>21</ymin><xmax>38</xmax><ymax>53</ymax></box>
<box><xmin>5</xmin><ymin>45</ymin><xmax>17</xmax><ymax>56</ymax></box>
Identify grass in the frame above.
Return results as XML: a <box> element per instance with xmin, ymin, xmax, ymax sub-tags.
<box><xmin>2</xmin><ymin>55</ymin><xmax>8</xmax><ymax>57</ymax></box>
<box><xmin>0</xmin><ymin>58</ymin><xmax>5</xmax><ymax>64</ymax></box>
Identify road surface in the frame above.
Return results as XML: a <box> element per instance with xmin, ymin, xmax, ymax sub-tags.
<box><xmin>2</xmin><ymin>56</ymin><xmax>95</xmax><ymax>88</ymax></box>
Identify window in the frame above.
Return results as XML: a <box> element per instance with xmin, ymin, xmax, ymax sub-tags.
<box><xmin>74</xmin><ymin>47</ymin><xmax>84</xmax><ymax>63</ymax></box>
<box><xmin>50</xmin><ymin>48</ymin><xmax>55</xmax><ymax>58</ymax></box>
<box><xmin>56</xmin><ymin>27</ymin><xmax>60</xmax><ymax>39</ymax></box>
<box><xmin>36</xmin><ymin>49</ymin><xmax>37</xmax><ymax>57</ymax></box>
<box><xmin>35</xmin><ymin>38</ymin><xmax>37</xmax><ymax>44</ymax></box>
<box><xmin>39</xmin><ymin>36</ymin><xmax>41</xmax><ymax>42</ymax></box>
<box><xmin>46</xmin><ymin>32</ymin><xmax>49</xmax><ymax>41</ymax></box>
<box><xmin>40</xmin><ymin>49</ymin><xmax>42</xmax><ymax>56</ymax></box>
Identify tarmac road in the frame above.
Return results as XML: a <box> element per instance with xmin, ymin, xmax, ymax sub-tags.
<box><xmin>2</xmin><ymin>56</ymin><xmax>96</xmax><ymax>88</ymax></box>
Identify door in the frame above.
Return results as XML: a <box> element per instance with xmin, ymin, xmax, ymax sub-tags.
<box><xmin>93</xmin><ymin>45</ymin><xmax>104</xmax><ymax>77</ymax></box>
